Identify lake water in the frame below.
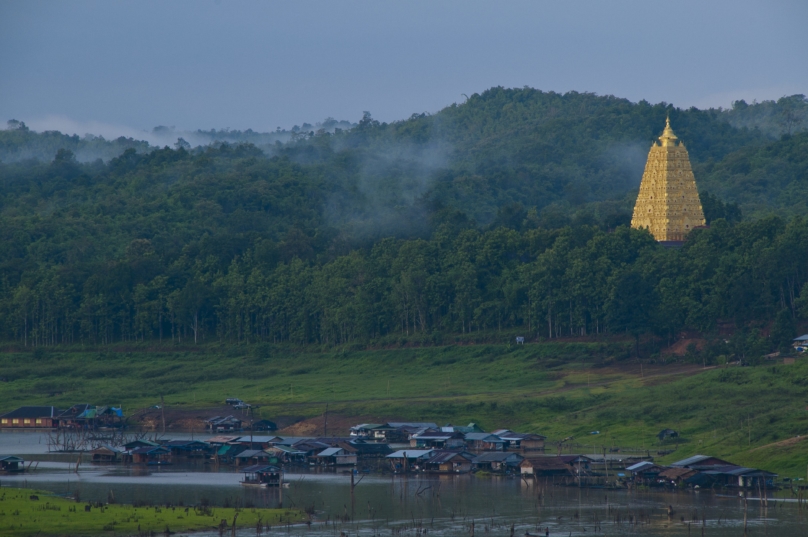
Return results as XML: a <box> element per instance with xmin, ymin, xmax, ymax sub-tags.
<box><xmin>2</xmin><ymin>431</ymin><xmax>806</xmax><ymax>536</ymax></box>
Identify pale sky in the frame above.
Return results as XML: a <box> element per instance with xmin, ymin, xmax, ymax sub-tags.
<box><xmin>1</xmin><ymin>0</ymin><xmax>806</xmax><ymax>138</ymax></box>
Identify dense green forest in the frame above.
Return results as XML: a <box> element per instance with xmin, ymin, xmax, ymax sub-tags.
<box><xmin>1</xmin><ymin>88</ymin><xmax>808</xmax><ymax>352</ymax></box>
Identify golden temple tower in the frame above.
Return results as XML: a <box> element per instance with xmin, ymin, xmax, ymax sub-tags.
<box><xmin>631</xmin><ymin>118</ymin><xmax>705</xmax><ymax>241</ymax></box>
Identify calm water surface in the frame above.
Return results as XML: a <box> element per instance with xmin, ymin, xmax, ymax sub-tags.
<box><xmin>2</xmin><ymin>431</ymin><xmax>805</xmax><ymax>536</ymax></box>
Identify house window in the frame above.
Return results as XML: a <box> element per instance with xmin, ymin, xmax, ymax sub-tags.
<box><xmin>1</xmin><ymin>419</ymin><xmax>7</xmax><ymax>424</ymax></box>
<box><xmin>36</xmin><ymin>419</ymin><xmax>43</xmax><ymax>424</ymax></box>
<box><xmin>12</xmin><ymin>419</ymin><xmax>19</xmax><ymax>424</ymax></box>
<box><xmin>23</xmin><ymin>419</ymin><xmax>31</xmax><ymax>424</ymax></box>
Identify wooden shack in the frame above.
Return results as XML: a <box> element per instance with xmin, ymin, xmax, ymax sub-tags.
<box><xmin>240</xmin><ymin>464</ymin><xmax>283</xmax><ymax>487</ymax></box>
<box><xmin>423</xmin><ymin>451</ymin><xmax>475</xmax><ymax>474</ymax></box>
<box><xmin>91</xmin><ymin>445</ymin><xmax>123</xmax><ymax>463</ymax></box>
<box><xmin>234</xmin><ymin>449</ymin><xmax>271</xmax><ymax>466</ymax></box>
<box><xmin>0</xmin><ymin>455</ymin><xmax>24</xmax><ymax>472</ymax></box>
<box><xmin>312</xmin><ymin>447</ymin><xmax>358</xmax><ymax>466</ymax></box>
<box><xmin>0</xmin><ymin>406</ymin><xmax>59</xmax><ymax>428</ymax></box>
<box><xmin>520</xmin><ymin>457</ymin><xmax>572</xmax><ymax>476</ymax></box>
<box><xmin>129</xmin><ymin>446</ymin><xmax>171</xmax><ymax>464</ymax></box>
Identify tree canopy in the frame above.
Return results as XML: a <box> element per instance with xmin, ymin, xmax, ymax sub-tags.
<box><xmin>1</xmin><ymin>88</ymin><xmax>807</xmax><ymax>353</ymax></box>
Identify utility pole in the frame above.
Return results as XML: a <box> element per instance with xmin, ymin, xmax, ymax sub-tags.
<box><xmin>160</xmin><ymin>394</ymin><xmax>166</xmax><ymax>435</ymax></box>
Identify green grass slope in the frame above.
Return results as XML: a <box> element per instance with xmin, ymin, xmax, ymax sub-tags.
<box><xmin>2</xmin><ymin>341</ymin><xmax>806</xmax><ymax>477</ymax></box>
<box><xmin>0</xmin><ymin>487</ymin><xmax>303</xmax><ymax>537</ymax></box>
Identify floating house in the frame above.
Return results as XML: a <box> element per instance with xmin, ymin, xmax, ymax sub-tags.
<box><xmin>123</xmin><ymin>439</ymin><xmax>161</xmax><ymax>450</ymax></box>
<box><xmin>348</xmin><ymin>440</ymin><xmax>392</xmax><ymax>459</ymax></box>
<box><xmin>58</xmin><ymin>404</ymin><xmax>123</xmax><ymax>429</ymax></box>
<box><xmin>129</xmin><ymin>445</ymin><xmax>171</xmax><ymax>464</ymax></box>
<box><xmin>164</xmin><ymin>440</ymin><xmax>210</xmax><ymax>458</ymax></box>
<box><xmin>234</xmin><ymin>449</ymin><xmax>271</xmax><ymax>466</ymax></box>
<box><xmin>91</xmin><ymin>445</ymin><xmax>124</xmax><ymax>463</ymax></box>
<box><xmin>464</xmin><ymin>433</ymin><xmax>506</xmax><ymax>451</ymax></box>
<box><xmin>0</xmin><ymin>406</ymin><xmax>60</xmax><ymax>428</ymax></box>
<box><xmin>657</xmin><ymin>467</ymin><xmax>699</xmax><ymax>485</ymax></box>
<box><xmin>492</xmin><ymin>430</ymin><xmax>546</xmax><ymax>452</ymax></box>
<box><xmin>351</xmin><ymin>422</ymin><xmax>439</xmax><ymax>443</ymax></box>
<box><xmin>240</xmin><ymin>464</ymin><xmax>283</xmax><ymax>487</ymax></box>
<box><xmin>410</xmin><ymin>430</ymin><xmax>465</xmax><ymax>449</ymax></box>
<box><xmin>626</xmin><ymin>461</ymin><xmax>665</xmax><ymax>483</ymax></box>
<box><xmin>471</xmin><ymin>452</ymin><xmax>523</xmax><ymax>472</ymax></box>
<box><xmin>0</xmin><ymin>455</ymin><xmax>24</xmax><ymax>472</ymax></box>
<box><xmin>422</xmin><ymin>451</ymin><xmax>475</xmax><ymax>474</ymax></box>
<box><xmin>520</xmin><ymin>457</ymin><xmax>573</xmax><ymax>476</ymax></box>
<box><xmin>386</xmin><ymin>449</ymin><xmax>435</xmax><ymax>472</ymax></box>
<box><xmin>312</xmin><ymin>447</ymin><xmax>358</xmax><ymax>466</ymax></box>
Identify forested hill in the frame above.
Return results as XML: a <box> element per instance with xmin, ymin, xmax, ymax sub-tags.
<box><xmin>1</xmin><ymin>87</ymin><xmax>807</xmax><ymax>352</ymax></box>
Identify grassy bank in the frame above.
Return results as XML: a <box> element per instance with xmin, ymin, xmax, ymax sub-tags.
<box><xmin>0</xmin><ymin>487</ymin><xmax>303</xmax><ymax>537</ymax></box>
<box><xmin>1</xmin><ymin>340</ymin><xmax>807</xmax><ymax>477</ymax></box>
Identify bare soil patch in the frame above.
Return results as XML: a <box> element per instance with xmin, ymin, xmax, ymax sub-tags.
<box><xmin>127</xmin><ymin>405</ymin><xmax>304</xmax><ymax>433</ymax></box>
<box><xmin>278</xmin><ymin>414</ymin><xmax>400</xmax><ymax>436</ymax></box>
<box><xmin>750</xmin><ymin>435</ymin><xmax>806</xmax><ymax>452</ymax></box>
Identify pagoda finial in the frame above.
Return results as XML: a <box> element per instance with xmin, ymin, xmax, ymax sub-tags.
<box><xmin>659</xmin><ymin>115</ymin><xmax>677</xmax><ymax>146</ymax></box>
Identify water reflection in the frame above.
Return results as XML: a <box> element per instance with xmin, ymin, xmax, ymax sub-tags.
<box><xmin>1</xmin><ymin>432</ymin><xmax>805</xmax><ymax>535</ymax></box>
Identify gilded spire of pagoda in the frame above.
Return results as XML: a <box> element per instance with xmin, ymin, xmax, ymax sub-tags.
<box><xmin>659</xmin><ymin>115</ymin><xmax>678</xmax><ymax>146</ymax></box>
<box><xmin>630</xmin><ymin>118</ymin><xmax>705</xmax><ymax>242</ymax></box>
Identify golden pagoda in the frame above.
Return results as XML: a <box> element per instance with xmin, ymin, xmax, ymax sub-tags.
<box><xmin>631</xmin><ymin>118</ymin><xmax>705</xmax><ymax>241</ymax></box>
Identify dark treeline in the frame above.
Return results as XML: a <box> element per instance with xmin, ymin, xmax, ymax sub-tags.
<box><xmin>1</xmin><ymin>88</ymin><xmax>807</xmax><ymax>351</ymax></box>
<box><xmin>4</xmin><ymin>218</ymin><xmax>808</xmax><ymax>354</ymax></box>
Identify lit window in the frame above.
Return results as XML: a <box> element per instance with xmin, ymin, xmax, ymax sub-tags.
<box><xmin>36</xmin><ymin>419</ymin><xmax>43</xmax><ymax>424</ymax></box>
<box><xmin>23</xmin><ymin>419</ymin><xmax>31</xmax><ymax>424</ymax></box>
<box><xmin>12</xmin><ymin>419</ymin><xmax>19</xmax><ymax>424</ymax></box>
<box><xmin>1</xmin><ymin>419</ymin><xmax>7</xmax><ymax>424</ymax></box>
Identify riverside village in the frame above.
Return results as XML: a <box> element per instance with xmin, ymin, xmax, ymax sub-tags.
<box><xmin>0</xmin><ymin>398</ymin><xmax>784</xmax><ymax>492</ymax></box>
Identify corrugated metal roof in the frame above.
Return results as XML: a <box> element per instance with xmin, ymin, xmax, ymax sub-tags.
<box><xmin>235</xmin><ymin>436</ymin><xmax>277</xmax><ymax>443</ymax></box>
<box><xmin>464</xmin><ymin>433</ymin><xmax>503</xmax><ymax>442</ymax></box>
<box><xmin>241</xmin><ymin>464</ymin><xmax>280</xmax><ymax>473</ymax></box>
<box><xmin>626</xmin><ymin>461</ymin><xmax>657</xmax><ymax>472</ymax></box>
<box><xmin>472</xmin><ymin>452</ymin><xmax>521</xmax><ymax>463</ymax></box>
<box><xmin>413</xmin><ymin>432</ymin><xmax>453</xmax><ymax>439</ymax></box>
<box><xmin>659</xmin><ymin>467</ymin><xmax>697</xmax><ymax>479</ymax></box>
<box><xmin>316</xmin><ymin>447</ymin><xmax>343</xmax><ymax>457</ymax></box>
<box><xmin>92</xmin><ymin>444</ymin><xmax>124</xmax><ymax>453</ymax></box>
<box><xmin>267</xmin><ymin>445</ymin><xmax>306</xmax><ymax>454</ymax></box>
<box><xmin>164</xmin><ymin>440</ymin><xmax>208</xmax><ymax>447</ymax></box>
<box><xmin>426</xmin><ymin>451</ymin><xmax>472</xmax><ymax>464</ymax></box>
<box><xmin>130</xmin><ymin>446</ymin><xmax>169</xmax><ymax>455</ymax></box>
<box><xmin>387</xmin><ymin>449</ymin><xmax>434</xmax><ymax>458</ymax></box>
<box><xmin>386</xmin><ymin>422</ymin><xmax>438</xmax><ymax>429</ymax></box>
<box><xmin>350</xmin><ymin>423</ymin><xmax>383</xmax><ymax>430</ymax></box>
<box><xmin>206</xmin><ymin>436</ymin><xmax>242</xmax><ymax>444</ymax></box>
<box><xmin>235</xmin><ymin>449</ymin><xmax>267</xmax><ymax>458</ymax></box>
<box><xmin>272</xmin><ymin>436</ymin><xmax>313</xmax><ymax>445</ymax></box>
<box><xmin>0</xmin><ymin>406</ymin><xmax>58</xmax><ymax>419</ymax></box>
<box><xmin>496</xmin><ymin>432</ymin><xmax>546</xmax><ymax>440</ymax></box>
<box><xmin>671</xmin><ymin>455</ymin><xmax>710</xmax><ymax>467</ymax></box>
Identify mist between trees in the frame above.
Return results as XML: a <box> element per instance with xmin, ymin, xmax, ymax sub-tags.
<box><xmin>1</xmin><ymin>88</ymin><xmax>807</xmax><ymax>355</ymax></box>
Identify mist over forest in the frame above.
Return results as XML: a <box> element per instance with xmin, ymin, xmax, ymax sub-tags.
<box><xmin>1</xmin><ymin>88</ymin><xmax>808</xmax><ymax>352</ymax></box>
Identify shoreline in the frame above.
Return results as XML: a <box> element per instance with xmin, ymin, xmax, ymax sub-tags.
<box><xmin>0</xmin><ymin>486</ymin><xmax>306</xmax><ymax>537</ymax></box>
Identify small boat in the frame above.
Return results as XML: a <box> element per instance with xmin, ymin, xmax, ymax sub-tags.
<box><xmin>240</xmin><ymin>464</ymin><xmax>284</xmax><ymax>487</ymax></box>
